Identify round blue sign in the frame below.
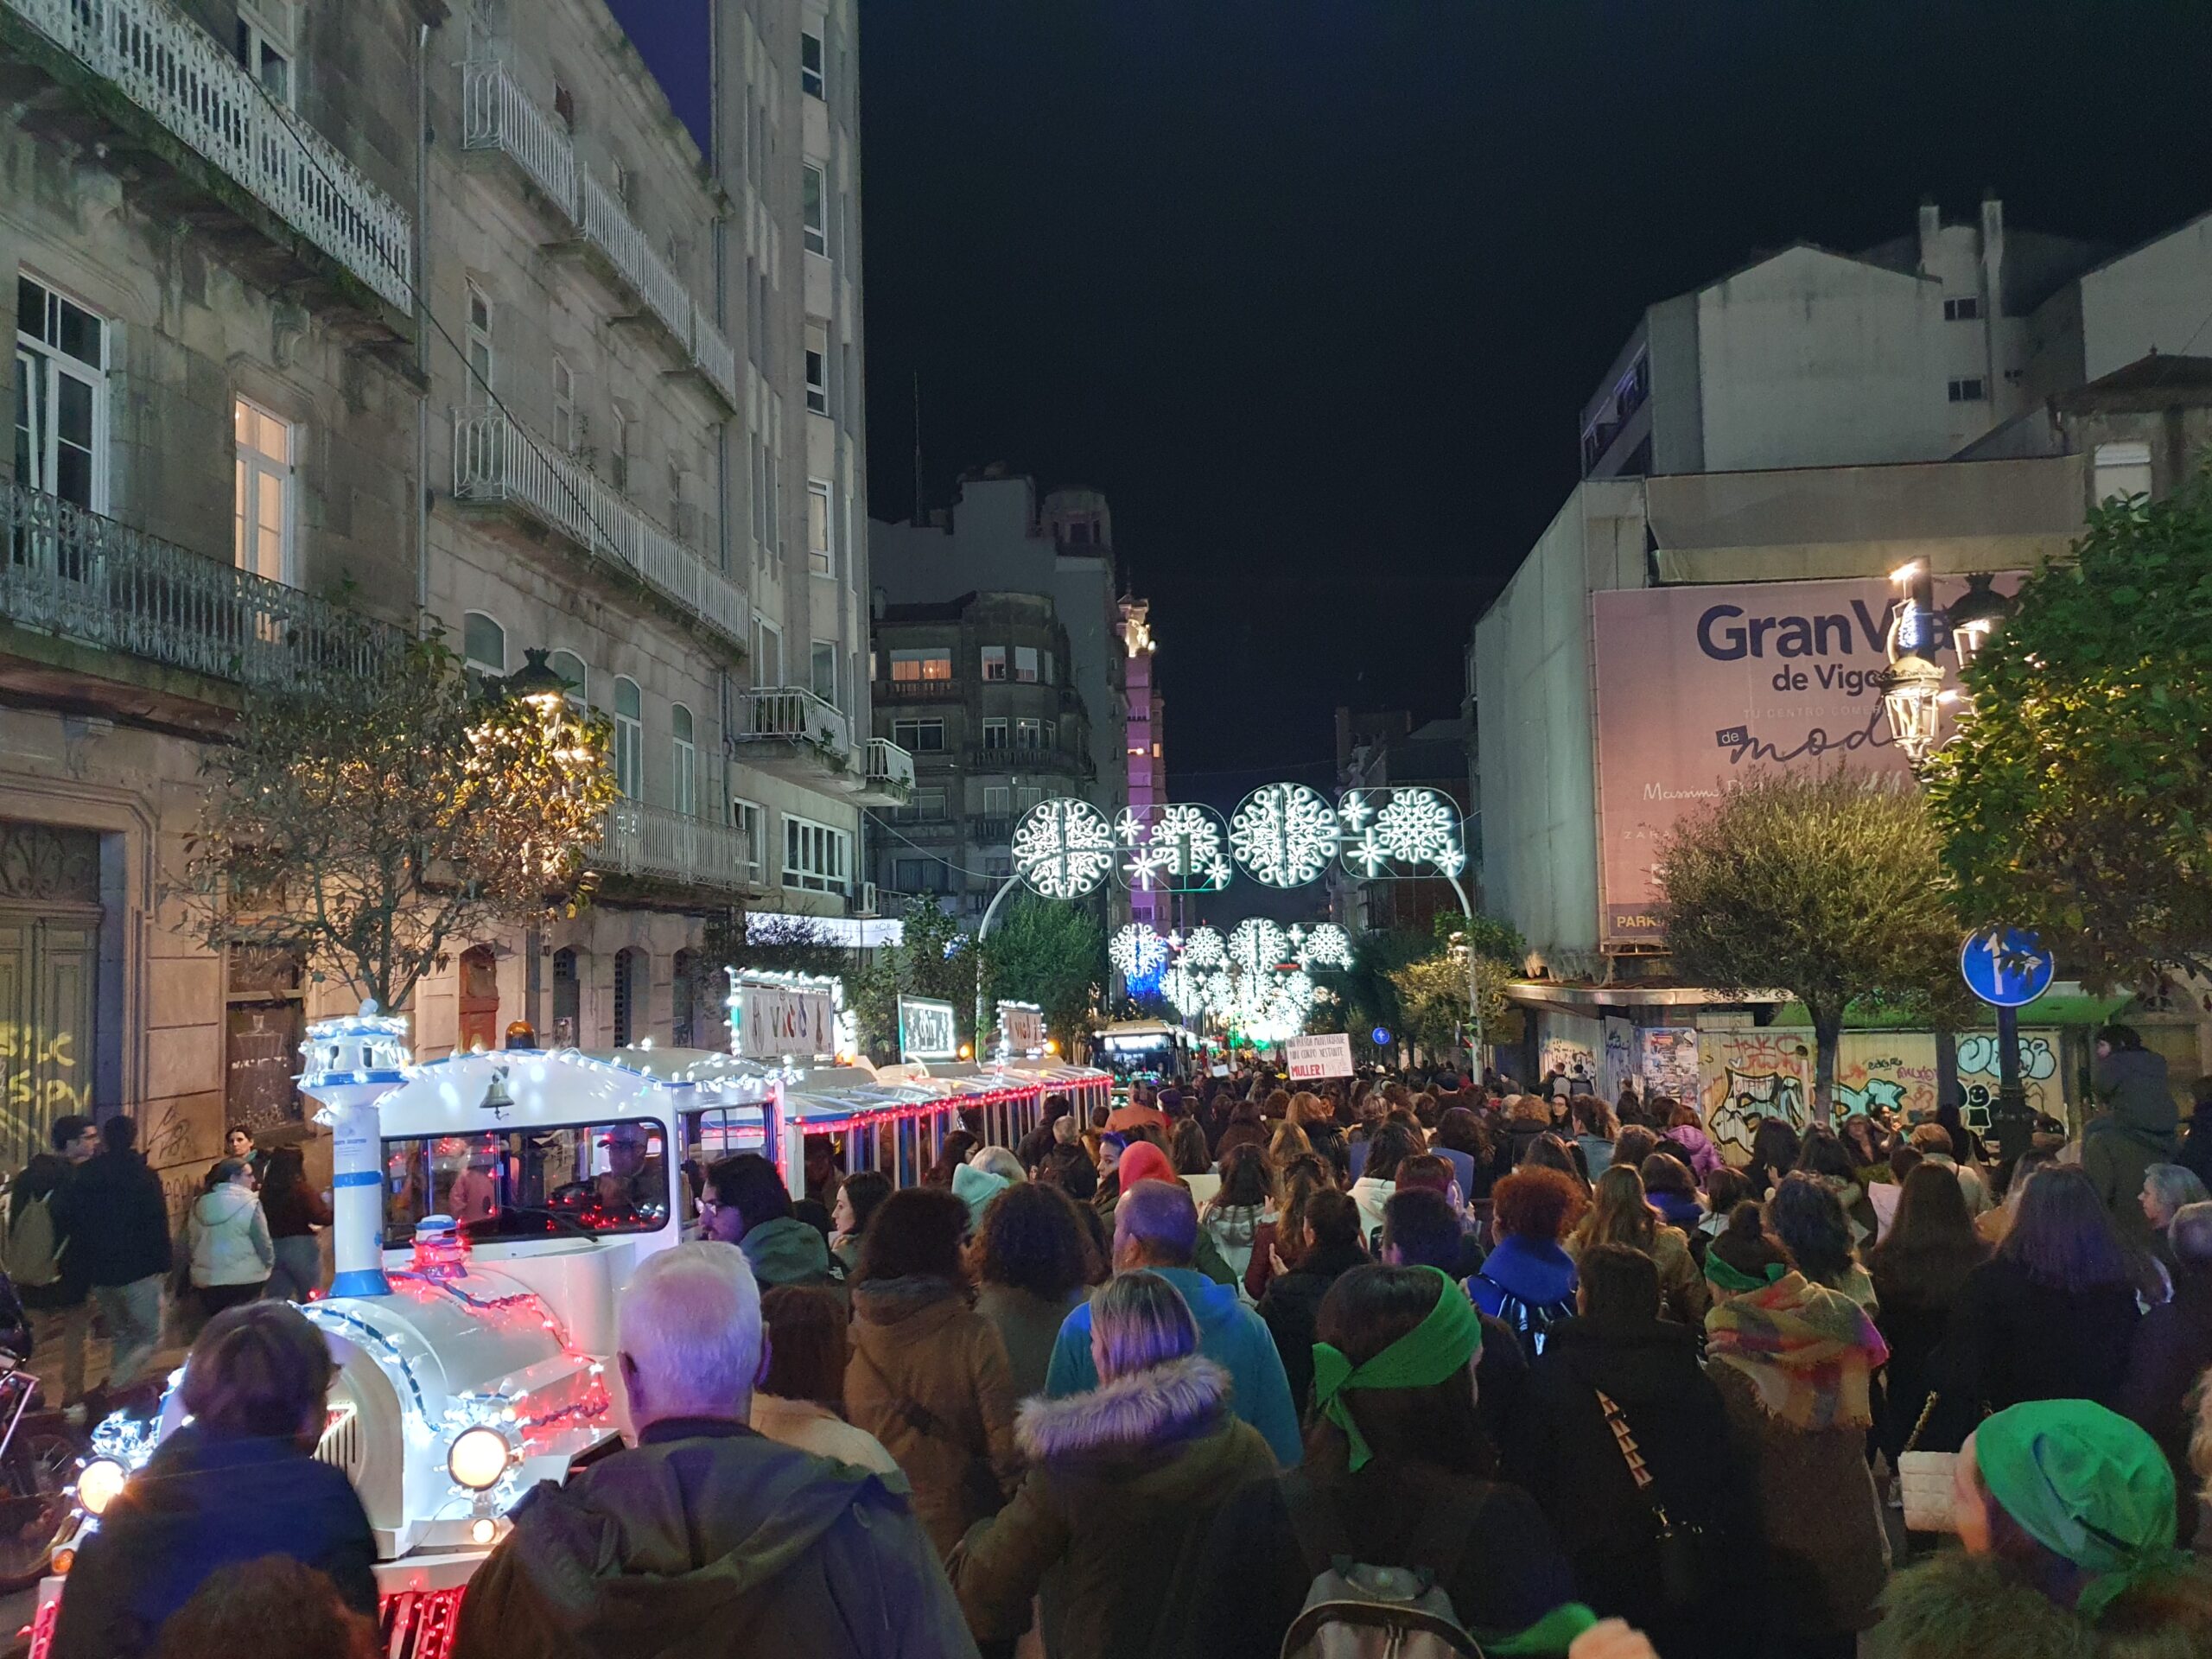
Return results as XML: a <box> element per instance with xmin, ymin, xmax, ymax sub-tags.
<box><xmin>1960</xmin><ymin>926</ymin><xmax>2056</xmax><ymax>1009</ymax></box>
<box><xmin>1370</xmin><ymin>1027</ymin><xmax>1393</xmax><ymax>1046</ymax></box>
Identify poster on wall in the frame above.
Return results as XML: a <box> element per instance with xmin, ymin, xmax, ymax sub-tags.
<box><xmin>899</xmin><ymin>997</ymin><xmax>959</xmax><ymax>1063</ymax></box>
<box><xmin>1639</xmin><ymin>1027</ymin><xmax>1700</xmax><ymax>1105</ymax></box>
<box><xmin>1540</xmin><ymin>1036</ymin><xmax>1598</xmax><ymax>1092</ymax></box>
<box><xmin>1592</xmin><ymin>575</ymin><xmax>2017</xmax><ymax>946</ymax></box>
<box><xmin>1698</xmin><ymin>1028</ymin><xmax>1815</xmax><ymax>1159</ymax></box>
<box><xmin>738</xmin><ymin>982</ymin><xmax>837</xmax><ymax>1060</ymax></box>
<box><xmin>1600</xmin><ymin>1017</ymin><xmax>1635</xmax><ymax>1103</ymax></box>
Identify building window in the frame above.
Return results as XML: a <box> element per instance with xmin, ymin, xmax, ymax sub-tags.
<box><xmin>2094</xmin><ymin>441</ymin><xmax>2153</xmax><ymax>504</ymax></box>
<box><xmin>553</xmin><ymin>356</ymin><xmax>575</xmax><ymax>452</ymax></box>
<box><xmin>896</xmin><ymin>787</ymin><xmax>947</xmax><ymax>823</ymax></box>
<box><xmin>1943</xmin><ymin>296</ymin><xmax>1980</xmax><ymax>322</ymax></box>
<box><xmin>613</xmin><ymin>947</ymin><xmax>644</xmax><ymax>1047</ymax></box>
<box><xmin>890</xmin><ymin>649</ymin><xmax>952</xmax><ymax>683</ymax></box>
<box><xmin>805</xmin><ymin>325</ymin><xmax>829</xmax><ymax>415</ymax></box>
<box><xmin>1042</xmin><ymin>719</ymin><xmax>1056</xmax><ymax>750</ymax></box>
<box><xmin>807</xmin><ymin>480</ymin><xmax>834</xmax><ymax>574</ymax></box>
<box><xmin>982</xmin><ymin>717</ymin><xmax>1007</xmax><ymax>750</ymax></box>
<box><xmin>467</xmin><ymin>283</ymin><xmax>494</xmax><ymax>392</ymax></box>
<box><xmin>550</xmin><ymin>946</ymin><xmax>581</xmax><ymax>1046</ymax></box>
<box><xmin>981</xmin><ymin>645</ymin><xmax>1007</xmax><ymax>682</ymax></box>
<box><xmin>800</xmin><ymin>29</ymin><xmax>825</xmax><ymax>99</ymax></box>
<box><xmin>609</xmin><ymin>404</ymin><xmax>632</xmax><ymax>492</ymax></box>
<box><xmin>810</xmin><ymin>640</ymin><xmax>837</xmax><ymax>702</ymax></box>
<box><xmin>15</xmin><ymin>276</ymin><xmax>108</xmax><ymax>512</ymax></box>
<box><xmin>1015</xmin><ymin>786</ymin><xmax>1041</xmax><ymax>812</ymax></box>
<box><xmin>1041</xmin><ymin>649</ymin><xmax>1054</xmax><ymax>686</ymax></box>
<box><xmin>982</xmin><ymin>785</ymin><xmax>1010</xmax><ymax>817</ymax></box>
<box><xmin>783</xmin><ymin>815</ymin><xmax>850</xmax><ymax>893</ymax></box>
<box><xmin>553</xmin><ymin>79</ymin><xmax>575</xmax><ymax>130</ymax></box>
<box><xmin>463</xmin><ymin>613</ymin><xmax>505</xmax><ymax>681</ymax></box>
<box><xmin>671</xmin><ymin>703</ymin><xmax>696</xmax><ymax>817</ymax></box>
<box><xmin>235</xmin><ymin>2</ymin><xmax>293</xmax><ymax>105</ymax></box>
<box><xmin>548</xmin><ymin>648</ymin><xmax>588</xmax><ymax>709</ymax></box>
<box><xmin>802</xmin><ymin>164</ymin><xmax>827</xmax><ymax>257</ymax></box>
<box><xmin>732</xmin><ymin>798</ymin><xmax>766</xmax><ymax>877</ymax></box>
<box><xmin>1947</xmin><ymin>378</ymin><xmax>1986</xmax><ymax>404</ymax></box>
<box><xmin>986</xmin><ymin>855</ymin><xmax>1013</xmax><ymax>880</ymax></box>
<box><xmin>892</xmin><ymin>717</ymin><xmax>944</xmax><ymax>753</ymax></box>
<box><xmin>1015</xmin><ymin>716</ymin><xmax>1041</xmax><ymax>750</ymax></box>
<box><xmin>613</xmin><ymin>677</ymin><xmax>643</xmax><ymax>798</ymax></box>
<box><xmin>232</xmin><ymin>397</ymin><xmax>295</xmax><ymax>587</ymax></box>
<box><xmin>753</xmin><ymin>616</ymin><xmax>783</xmax><ymax>684</ymax></box>
<box><xmin>1014</xmin><ymin>645</ymin><xmax>1039</xmax><ymax>683</ymax></box>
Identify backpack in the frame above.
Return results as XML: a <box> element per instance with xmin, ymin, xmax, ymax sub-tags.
<box><xmin>1470</xmin><ymin>1274</ymin><xmax>1573</xmax><ymax>1361</ymax></box>
<box><xmin>1280</xmin><ymin>1479</ymin><xmax>1486</xmax><ymax>1659</ymax></box>
<box><xmin>4</xmin><ymin>1190</ymin><xmax>61</xmax><ymax>1289</ymax></box>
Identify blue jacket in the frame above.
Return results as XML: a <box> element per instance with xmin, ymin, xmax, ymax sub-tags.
<box><xmin>1045</xmin><ymin>1265</ymin><xmax>1302</xmax><ymax>1466</ymax></box>
<box><xmin>1469</xmin><ymin>1236</ymin><xmax>1577</xmax><ymax>1319</ymax></box>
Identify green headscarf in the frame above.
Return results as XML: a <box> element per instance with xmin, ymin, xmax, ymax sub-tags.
<box><xmin>1975</xmin><ymin>1400</ymin><xmax>2189</xmax><ymax>1622</ymax></box>
<box><xmin>1310</xmin><ymin>1267</ymin><xmax>1481</xmax><ymax>1472</ymax></box>
<box><xmin>1703</xmin><ymin>1252</ymin><xmax>1787</xmax><ymax>1294</ymax></box>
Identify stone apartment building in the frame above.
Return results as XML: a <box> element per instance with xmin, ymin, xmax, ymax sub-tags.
<box><xmin>0</xmin><ymin>0</ymin><xmax>905</xmax><ymax>1200</ymax></box>
<box><xmin>870</xmin><ymin>590</ymin><xmax>1096</xmax><ymax>916</ymax></box>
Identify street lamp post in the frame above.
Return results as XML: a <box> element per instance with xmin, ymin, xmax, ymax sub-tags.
<box><xmin>496</xmin><ymin>648</ymin><xmax>578</xmax><ymax>1044</ymax></box>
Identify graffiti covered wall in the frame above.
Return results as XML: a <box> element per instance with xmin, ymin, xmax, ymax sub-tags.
<box><xmin>1834</xmin><ymin>1032</ymin><xmax>1940</xmax><ymax>1122</ymax></box>
<box><xmin>1699</xmin><ymin>1029</ymin><xmax>1815</xmax><ymax>1159</ymax></box>
<box><xmin>1955</xmin><ymin>1030</ymin><xmax>2063</xmax><ymax>1131</ymax></box>
<box><xmin>1639</xmin><ymin>1027</ymin><xmax>1701</xmax><ymax>1105</ymax></box>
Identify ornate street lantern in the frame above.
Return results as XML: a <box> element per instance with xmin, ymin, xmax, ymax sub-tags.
<box><xmin>1945</xmin><ymin>573</ymin><xmax>2012</xmax><ymax>669</ymax></box>
<box><xmin>1877</xmin><ymin>652</ymin><xmax>1947</xmax><ymax>766</ymax></box>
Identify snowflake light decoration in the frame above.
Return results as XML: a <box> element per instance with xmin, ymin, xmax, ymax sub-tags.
<box><xmin>1109</xmin><ymin>923</ymin><xmax>1170</xmax><ymax>981</ymax></box>
<box><xmin>1297</xmin><ymin>922</ymin><xmax>1354</xmax><ymax>970</ymax></box>
<box><xmin>1337</xmin><ymin>787</ymin><xmax>1466</xmax><ymax>880</ymax></box>
<box><xmin>1010</xmin><ymin>798</ymin><xmax>1116</xmax><ymax>899</ymax></box>
<box><xmin>1182</xmin><ymin>925</ymin><xmax>1226</xmax><ymax>969</ymax></box>
<box><xmin>1228</xmin><ymin>918</ymin><xmax>1292</xmax><ymax>975</ymax></box>
<box><xmin>1116</xmin><ymin>803</ymin><xmax>1232</xmax><ymax>893</ymax></box>
<box><xmin>1230</xmin><ymin>783</ymin><xmax>1339</xmax><ymax>888</ymax></box>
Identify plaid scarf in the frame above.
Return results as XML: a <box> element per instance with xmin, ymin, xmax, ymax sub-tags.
<box><xmin>1705</xmin><ymin>1270</ymin><xmax>1889</xmax><ymax>1431</ymax></box>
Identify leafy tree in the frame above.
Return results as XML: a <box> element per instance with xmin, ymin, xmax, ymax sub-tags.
<box><xmin>1924</xmin><ymin>477</ymin><xmax>2212</xmax><ymax>989</ymax></box>
<box><xmin>183</xmin><ymin>634</ymin><xmax>615</xmax><ymax>1014</ymax></box>
<box><xmin>1333</xmin><ymin>928</ymin><xmax>1433</xmax><ymax>1060</ymax></box>
<box><xmin>1432</xmin><ymin>907</ymin><xmax>1528</xmax><ymax>966</ymax></box>
<box><xmin>1389</xmin><ymin>952</ymin><xmax>1518</xmax><ymax>1060</ymax></box>
<box><xmin>980</xmin><ymin>893</ymin><xmax>1103</xmax><ymax>1051</ymax></box>
<box><xmin>1654</xmin><ymin>771</ymin><xmax>1957</xmax><ymax>1122</ymax></box>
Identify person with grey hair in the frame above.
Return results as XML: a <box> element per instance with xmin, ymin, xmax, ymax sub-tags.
<box><xmin>451</xmin><ymin>1242</ymin><xmax>979</xmax><ymax>1659</ymax></box>
<box><xmin>950</xmin><ymin>1271</ymin><xmax>1275</xmax><ymax>1657</ymax></box>
<box><xmin>2142</xmin><ymin>1162</ymin><xmax>2212</xmax><ymax>1251</ymax></box>
<box><xmin>2122</xmin><ymin>1198</ymin><xmax>2212</xmax><ymax>1542</ymax></box>
<box><xmin>1042</xmin><ymin>1179</ymin><xmax>1300</xmax><ymax>1465</ymax></box>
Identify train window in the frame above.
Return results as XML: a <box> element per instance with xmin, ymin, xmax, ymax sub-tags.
<box><xmin>382</xmin><ymin>1121</ymin><xmax>671</xmax><ymax>1246</ymax></box>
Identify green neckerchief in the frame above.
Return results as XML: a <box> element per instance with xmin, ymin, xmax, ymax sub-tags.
<box><xmin>1976</xmin><ymin>1399</ymin><xmax>2191</xmax><ymax>1623</ymax></box>
<box><xmin>1309</xmin><ymin>1267</ymin><xmax>1480</xmax><ymax>1472</ymax></box>
<box><xmin>1481</xmin><ymin>1602</ymin><xmax>1599</xmax><ymax>1655</ymax></box>
<box><xmin>1703</xmin><ymin>1252</ymin><xmax>1786</xmax><ymax>1294</ymax></box>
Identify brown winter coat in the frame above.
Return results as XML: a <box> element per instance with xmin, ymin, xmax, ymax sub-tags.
<box><xmin>949</xmin><ymin>1355</ymin><xmax>1275</xmax><ymax>1659</ymax></box>
<box><xmin>1709</xmin><ymin>1359</ymin><xmax>1891</xmax><ymax>1639</ymax></box>
<box><xmin>845</xmin><ymin>1274</ymin><xmax>1022</xmax><ymax>1560</ymax></box>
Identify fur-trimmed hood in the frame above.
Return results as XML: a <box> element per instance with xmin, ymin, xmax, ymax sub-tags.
<box><xmin>1875</xmin><ymin>1548</ymin><xmax>2212</xmax><ymax>1659</ymax></box>
<box><xmin>1015</xmin><ymin>1355</ymin><xmax>1231</xmax><ymax>1462</ymax></box>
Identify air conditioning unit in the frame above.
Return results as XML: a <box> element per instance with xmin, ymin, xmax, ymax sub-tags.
<box><xmin>855</xmin><ymin>880</ymin><xmax>878</xmax><ymax>917</ymax></box>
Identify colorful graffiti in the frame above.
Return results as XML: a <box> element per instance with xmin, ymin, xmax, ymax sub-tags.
<box><xmin>1834</xmin><ymin>1033</ymin><xmax>1939</xmax><ymax>1123</ymax></box>
<box><xmin>1540</xmin><ymin>1038</ymin><xmax>1597</xmax><ymax>1091</ymax></box>
<box><xmin>1699</xmin><ymin>1030</ymin><xmax>1815</xmax><ymax>1158</ymax></box>
<box><xmin>1955</xmin><ymin>1031</ymin><xmax>2063</xmax><ymax>1131</ymax></box>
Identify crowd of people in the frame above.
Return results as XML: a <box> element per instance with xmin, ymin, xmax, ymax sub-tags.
<box><xmin>32</xmin><ymin>1023</ymin><xmax>2212</xmax><ymax>1658</ymax></box>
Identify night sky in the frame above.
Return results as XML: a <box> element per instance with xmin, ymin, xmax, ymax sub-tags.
<box><xmin>607</xmin><ymin>0</ymin><xmax>2212</xmax><ymax>801</ymax></box>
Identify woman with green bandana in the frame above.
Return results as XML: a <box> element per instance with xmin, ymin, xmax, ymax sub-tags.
<box><xmin>1704</xmin><ymin>1200</ymin><xmax>1891</xmax><ymax>1659</ymax></box>
<box><xmin>1179</xmin><ymin>1265</ymin><xmax>1602</xmax><ymax>1659</ymax></box>
<box><xmin>1872</xmin><ymin>1399</ymin><xmax>2212</xmax><ymax>1658</ymax></box>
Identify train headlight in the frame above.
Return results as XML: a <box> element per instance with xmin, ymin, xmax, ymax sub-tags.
<box><xmin>447</xmin><ymin>1427</ymin><xmax>512</xmax><ymax>1491</ymax></box>
<box><xmin>77</xmin><ymin>1458</ymin><xmax>128</xmax><ymax>1516</ymax></box>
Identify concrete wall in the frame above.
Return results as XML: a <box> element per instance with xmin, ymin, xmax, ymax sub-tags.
<box><xmin>2080</xmin><ymin>212</ymin><xmax>2212</xmax><ymax>382</ymax></box>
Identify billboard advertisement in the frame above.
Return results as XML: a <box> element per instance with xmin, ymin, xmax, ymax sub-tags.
<box><xmin>1591</xmin><ymin>575</ymin><xmax>2007</xmax><ymax>947</ymax></box>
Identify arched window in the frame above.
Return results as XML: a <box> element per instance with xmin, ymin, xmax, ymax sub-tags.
<box><xmin>457</xmin><ymin>944</ymin><xmax>499</xmax><ymax>1053</ymax></box>
<box><xmin>547</xmin><ymin>648</ymin><xmax>588</xmax><ymax>709</ymax></box>
<box><xmin>671</xmin><ymin>947</ymin><xmax>698</xmax><ymax>1048</ymax></box>
<box><xmin>670</xmin><ymin>702</ymin><xmax>696</xmax><ymax>817</ymax></box>
<box><xmin>551</xmin><ymin>946</ymin><xmax>581</xmax><ymax>1046</ymax></box>
<box><xmin>463</xmin><ymin>612</ymin><xmax>505</xmax><ymax>681</ymax></box>
<box><xmin>613</xmin><ymin>677</ymin><xmax>643</xmax><ymax>798</ymax></box>
<box><xmin>613</xmin><ymin>946</ymin><xmax>645</xmax><ymax>1047</ymax></box>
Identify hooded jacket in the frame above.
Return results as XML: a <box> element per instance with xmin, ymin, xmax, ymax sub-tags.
<box><xmin>448</xmin><ymin>1418</ymin><xmax>979</xmax><ymax>1659</ymax></box>
<box><xmin>1052</xmin><ymin>1265</ymin><xmax>1302</xmax><ymax>1465</ymax></box>
<box><xmin>950</xmin><ymin>1357</ymin><xmax>1274</xmax><ymax>1659</ymax></box>
<box><xmin>188</xmin><ymin>1183</ymin><xmax>274</xmax><ymax>1288</ymax></box>
<box><xmin>1254</xmin><ymin>1240</ymin><xmax>1370</xmax><ymax>1432</ymax></box>
<box><xmin>1869</xmin><ymin>1548</ymin><xmax>2212</xmax><ymax>1659</ymax></box>
<box><xmin>950</xmin><ymin>1163</ymin><xmax>1010</xmax><ymax>1232</ymax></box>
<box><xmin>1503</xmin><ymin>1315</ymin><xmax>1763</xmax><ymax>1656</ymax></box>
<box><xmin>1469</xmin><ymin>1235</ymin><xmax>1578</xmax><ymax>1319</ymax></box>
<box><xmin>9</xmin><ymin>1151</ymin><xmax>86</xmax><ymax>1310</ymax></box>
<box><xmin>2088</xmin><ymin>1049</ymin><xmax>2182</xmax><ymax>1252</ymax></box>
<box><xmin>845</xmin><ymin>1275</ymin><xmax>1021</xmax><ymax>1560</ymax></box>
<box><xmin>1928</xmin><ymin>1256</ymin><xmax>2141</xmax><ymax>1449</ymax></box>
<box><xmin>68</xmin><ymin>1147</ymin><xmax>173</xmax><ymax>1288</ymax></box>
<box><xmin>740</xmin><ymin>1215</ymin><xmax>842</xmax><ymax>1293</ymax></box>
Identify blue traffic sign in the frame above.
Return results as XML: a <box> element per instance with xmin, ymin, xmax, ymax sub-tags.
<box><xmin>1370</xmin><ymin>1027</ymin><xmax>1393</xmax><ymax>1047</ymax></box>
<box><xmin>1961</xmin><ymin>926</ymin><xmax>2055</xmax><ymax>1009</ymax></box>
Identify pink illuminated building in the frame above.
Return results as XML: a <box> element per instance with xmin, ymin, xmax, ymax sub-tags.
<box><xmin>1118</xmin><ymin>599</ymin><xmax>1166</xmax><ymax>931</ymax></box>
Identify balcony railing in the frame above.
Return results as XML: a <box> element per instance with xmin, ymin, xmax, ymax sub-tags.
<box><xmin>4</xmin><ymin>0</ymin><xmax>413</xmax><ymax>310</ymax></box>
<box><xmin>461</xmin><ymin>60</ymin><xmax>737</xmax><ymax>407</ymax></box>
<box><xmin>734</xmin><ymin>685</ymin><xmax>850</xmax><ymax>755</ymax></box>
<box><xmin>963</xmin><ymin>745</ymin><xmax>1092</xmax><ymax>777</ymax></box>
<box><xmin>875</xmin><ymin>676</ymin><xmax>961</xmax><ymax>702</ymax></box>
<box><xmin>590</xmin><ymin>798</ymin><xmax>762</xmax><ymax>893</ymax></box>
<box><xmin>864</xmin><ymin>736</ymin><xmax>915</xmax><ymax>793</ymax></box>
<box><xmin>450</xmin><ymin>406</ymin><xmax>746</xmax><ymax>651</ymax></box>
<box><xmin>1</xmin><ymin>482</ymin><xmax>395</xmax><ymax>690</ymax></box>
<box><xmin>970</xmin><ymin>817</ymin><xmax>1014</xmax><ymax>846</ymax></box>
